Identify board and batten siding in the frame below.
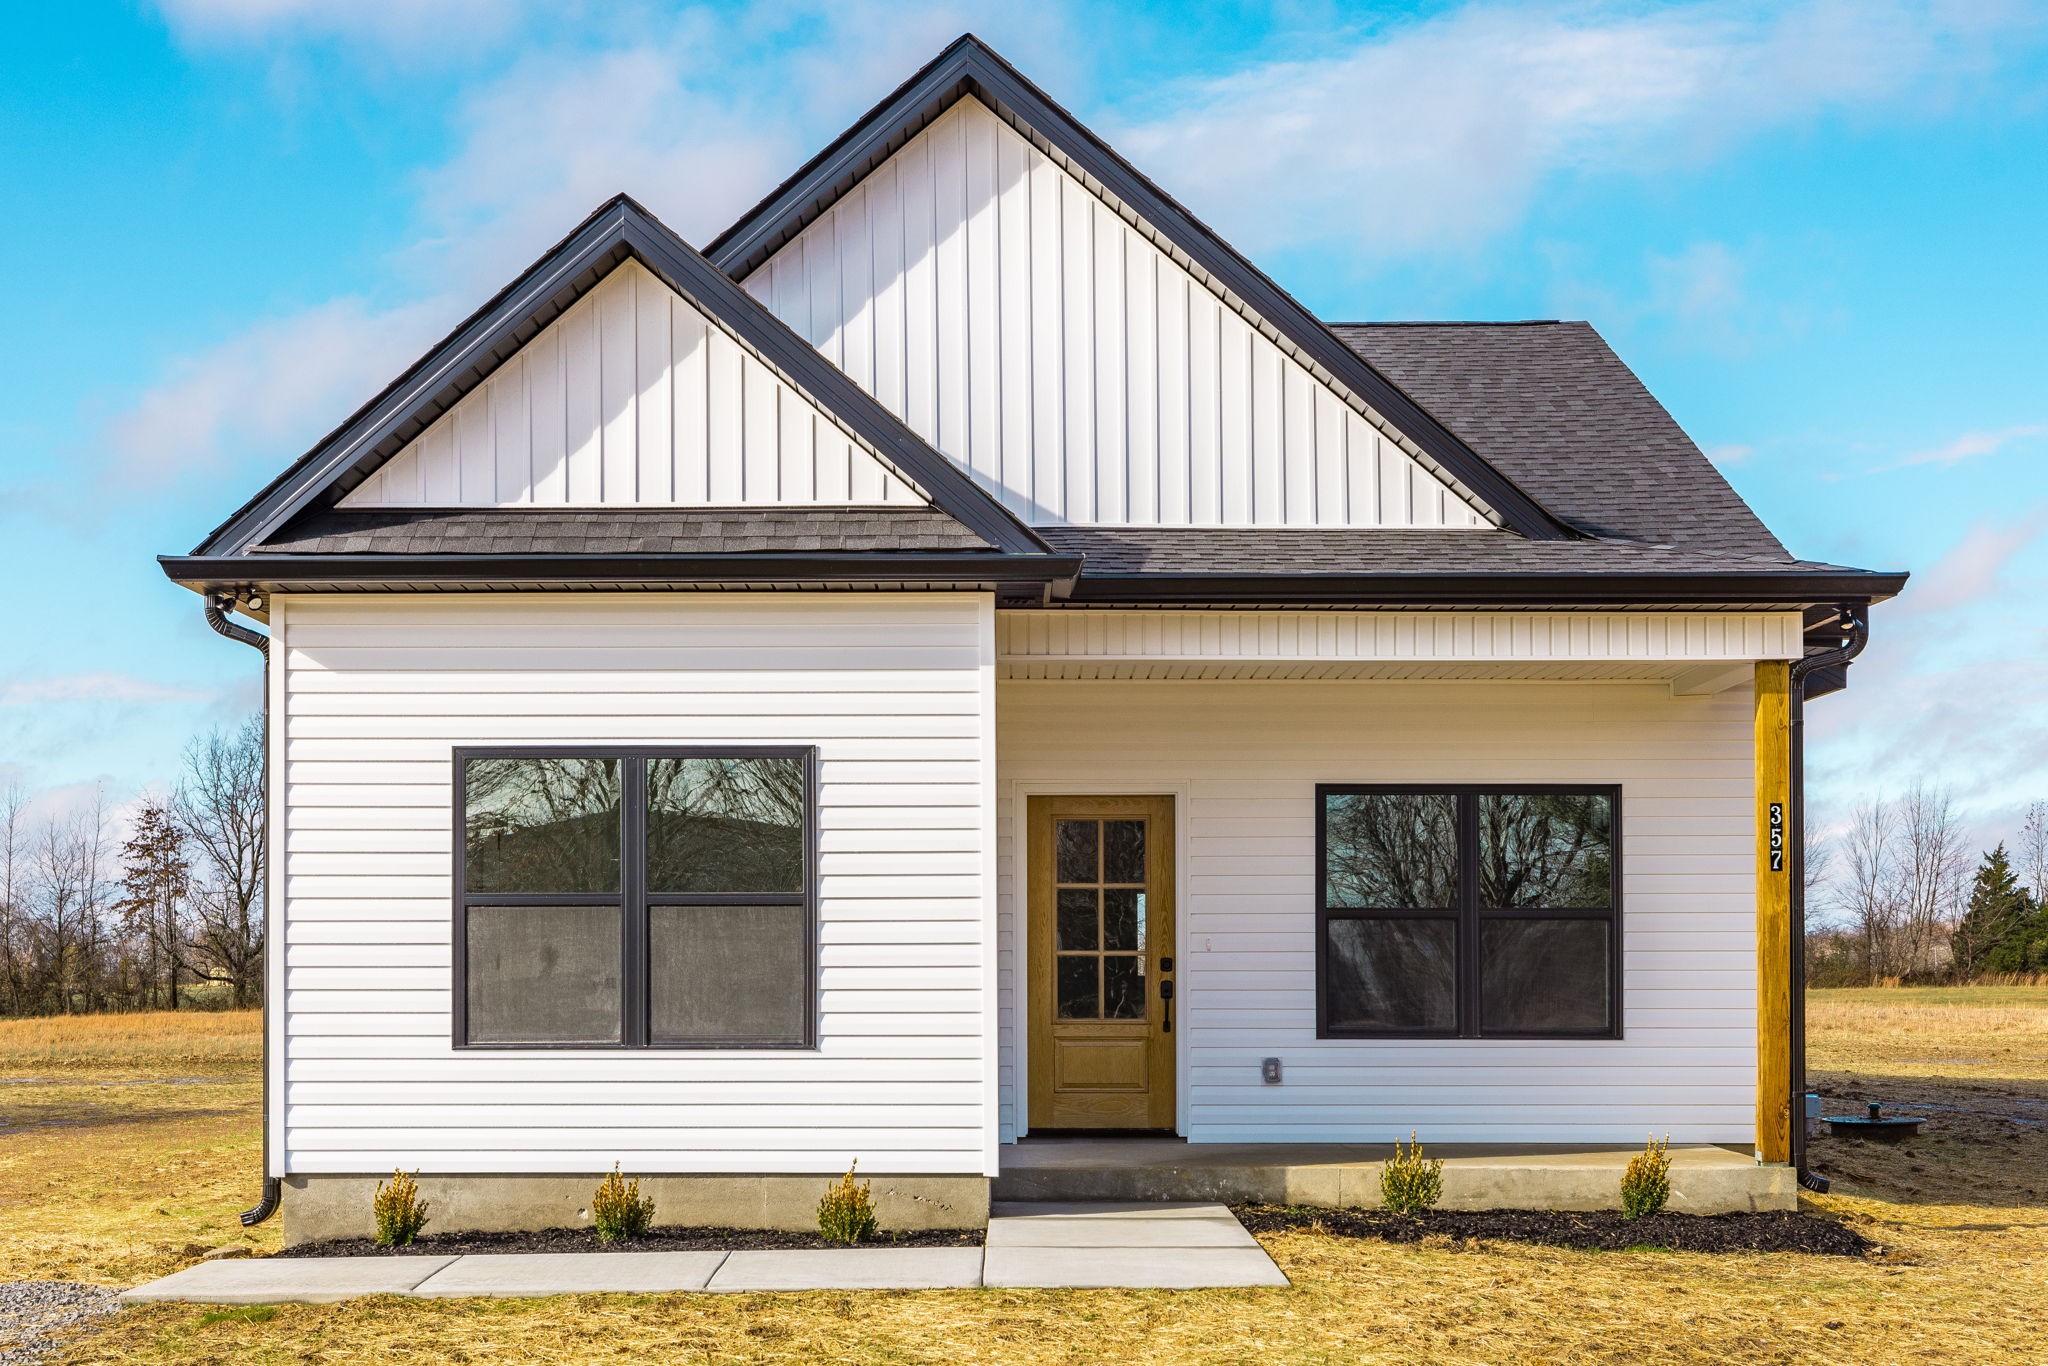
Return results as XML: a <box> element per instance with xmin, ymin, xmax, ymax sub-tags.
<box><xmin>997</xmin><ymin>677</ymin><xmax>1759</xmax><ymax>1144</ymax></box>
<box><xmin>273</xmin><ymin>593</ymin><xmax>998</xmax><ymax>1176</ymax></box>
<box><xmin>341</xmin><ymin>259</ymin><xmax>922</xmax><ymax>509</ymax></box>
<box><xmin>742</xmin><ymin>98</ymin><xmax>1492</xmax><ymax>531</ymax></box>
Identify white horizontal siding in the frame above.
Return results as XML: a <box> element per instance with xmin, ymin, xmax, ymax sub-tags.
<box><xmin>997</xmin><ymin>677</ymin><xmax>1758</xmax><ymax>1145</ymax></box>
<box><xmin>743</xmin><ymin>98</ymin><xmax>1492</xmax><ymax>530</ymax></box>
<box><xmin>341</xmin><ymin>260</ymin><xmax>920</xmax><ymax>509</ymax></box>
<box><xmin>274</xmin><ymin>592</ymin><xmax>995</xmax><ymax>1176</ymax></box>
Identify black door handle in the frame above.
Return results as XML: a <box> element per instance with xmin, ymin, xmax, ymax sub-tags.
<box><xmin>1159</xmin><ymin>978</ymin><xmax>1174</xmax><ymax>1034</ymax></box>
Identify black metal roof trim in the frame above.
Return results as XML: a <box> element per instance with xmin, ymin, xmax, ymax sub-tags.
<box><xmin>190</xmin><ymin>195</ymin><xmax>1052</xmax><ymax>562</ymax></box>
<box><xmin>161</xmin><ymin>551</ymin><xmax>1081</xmax><ymax>592</ymax></box>
<box><xmin>705</xmin><ymin>33</ymin><xmax>1575</xmax><ymax>543</ymax></box>
<box><xmin>1061</xmin><ymin>569</ymin><xmax>1909</xmax><ymax>608</ymax></box>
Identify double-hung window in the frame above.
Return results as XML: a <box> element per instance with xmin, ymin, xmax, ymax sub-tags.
<box><xmin>1316</xmin><ymin>785</ymin><xmax>1620</xmax><ymax>1040</ymax></box>
<box><xmin>455</xmin><ymin>747</ymin><xmax>816</xmax><ymax>1048</ymax></box>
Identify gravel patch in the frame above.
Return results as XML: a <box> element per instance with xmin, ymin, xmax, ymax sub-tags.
<box><xmin>0</xmin><ymin>1282</ymin><xmax>119</xmax><ymax>1366</ymax></box>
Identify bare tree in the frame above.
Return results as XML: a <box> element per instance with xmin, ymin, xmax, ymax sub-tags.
<box><xmin>1803</xmin><ymin>807</ymin><xmax>1835</xmax><ymax>908</ymax></box>
<box><xmin>174</xmin><ymin>717</ymin><xmax>266</xmax><ymax>1007</ymax></box>
<box><xmin>1895</xmin><ymin>784</ymin><xmax>1971</xmax><ymax>977</ymax></box>
<box><xmin>28</xmin><ymin>789</ymin><xmax>115</xmax><ymax>1013</ymax></box>
<box><xmin>2018</xmin><ymin>800</ymin><xmax>2048</xmax><ymax>906</ymax></box>
<box><xmin>0</xmin><ymin>782</ymin><xmax>25</xmax><ymax>1014</ymax></box>
<box><xmin>1838</xmin><ymin>798</ymin><xmax>1904</xmax><ymax>982</ymax></box>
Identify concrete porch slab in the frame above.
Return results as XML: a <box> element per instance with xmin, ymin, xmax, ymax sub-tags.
<box><xmin>119</xmin><ymin>1256</ymin><xmax>457</xmax><ymax>1305</ymax></box>
<box><xmin>705</xmin><ymin>1247</ymin><xmax>985</xmax><ymax>1292</ymax></box>
<box><xmin>409</xmin><ymin>1251</ymin><xmax>729</xmax><ymax>1297</ymax></box>
<box><xmin>995</xmin><ymin>1139</ymin><xmax>1794</xmax><ymax>1213</ymax></box>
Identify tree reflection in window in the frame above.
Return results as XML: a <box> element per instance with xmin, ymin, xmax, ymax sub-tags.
<box><xmin>463</xmin><ymin>757</ymin><xmax>621</xmax><ymax>894</ymax></box>
<box><xmin>1479</xmin><ymin>793</ymin><xmax>1612</xmax><ymax>910</ymax></box>
<box><xmin>1323</xmin><ymin>793</ymin><xmax>1457</xmax><ymax>909</ymax></box>
<box><xmin>647</xmin><ymin>756</ymin><xmax>805</xmax><ymax>893</ymax></box>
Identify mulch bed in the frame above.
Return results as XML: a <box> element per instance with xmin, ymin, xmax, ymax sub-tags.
<box><xmin>276</xmin><ymin>1225</ymin><xmax>982</xmax><ymax>1258</ymax></box>
<box><xmin>1232</xmin><ymin>1205</ymin><xmax>1878</xmax><ymax>1257</ymax></box>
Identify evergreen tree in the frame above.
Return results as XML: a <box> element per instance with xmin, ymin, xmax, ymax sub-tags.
<box><xmin>1952</xmin><ymin>845</ymin><xmax>2038</xmax><ymax>979</ymax></box>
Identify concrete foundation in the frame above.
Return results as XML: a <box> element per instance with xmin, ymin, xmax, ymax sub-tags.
<box><xmin>994</xmin><ymin>1140</ymin><xmax>1796</xmax><ymax>1214</ymax></box>
<box><xmin>281</xmin><ymin>1173</ymin><xmax>990</xmax><ymax>1247</ymax></box>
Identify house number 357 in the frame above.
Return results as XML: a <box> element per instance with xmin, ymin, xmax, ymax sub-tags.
<box><xmin>1768</xmin><ymin>802</ymin><xmax>1785</xmax><ymax>873</ymax></box>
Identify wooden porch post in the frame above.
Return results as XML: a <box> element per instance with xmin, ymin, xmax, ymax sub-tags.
<box><xmin>1754</xmin><ymin>661</ymin><xmax>1793</xmax><ymax>1164</ymax></box>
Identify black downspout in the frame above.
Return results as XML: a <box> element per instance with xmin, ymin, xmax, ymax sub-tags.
<box><xmin>1786</xmin><ymin>603</ymin><xmax>1870</xmax><ymax>1195</ymax></box>
<box><xmin>204</xmin><ymin>593</ymin><xmax>281</xmax><ymax>1227</ymax></box>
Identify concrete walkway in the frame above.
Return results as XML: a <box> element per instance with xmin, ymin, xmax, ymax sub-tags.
<box><xmin>119</xmin><ymin>1203</ymin><xmax>1287</xmax><ymax>1304</ymax></box>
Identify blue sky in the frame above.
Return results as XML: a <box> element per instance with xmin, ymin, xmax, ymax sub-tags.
<box><xmin>2</xmin><ymin>0</ymin><xmax>2045</xmax><ymax>851</ymax></box>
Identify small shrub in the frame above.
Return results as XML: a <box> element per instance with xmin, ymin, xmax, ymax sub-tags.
<box><xmin>1621</xmin><ymin>1134</ymin><xmax>1673</xmax><ymax>1220</ymax></box>
<box><xmin>372</xmin><ymin>1169</ymin><xmax>429</xmax><ymax>1247</ymax></box>
<box><xmin>1380</xmin><ymin>1132</ymin><xmax>1444</xmax><ymax>1216</ymax></box>
<box><xmin>817</xmin><ymin>1161</ymin><xmax>878</xmax><ymax>1245</ymax></box>
<box><xmin>591</xmin><ymin>1164</ymin><xmax>656</xmax><ymax>1242</ymax></box>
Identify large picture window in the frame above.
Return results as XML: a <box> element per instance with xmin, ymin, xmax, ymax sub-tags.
<box><xmin>455</xmin><ymin>747</ymin><xmax>816</xmax><ymax>1048</ymax></box>
<box><xmin>1316</xmin><ymin>785</ymin><xmax>1619</xmax><ymax>1040</ymax></box>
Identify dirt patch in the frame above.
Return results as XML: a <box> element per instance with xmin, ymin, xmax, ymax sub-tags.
<box><xmin>275</xmin><ymin>1224</ymin><xmax>984</xmax><ymax>1258</ymax></box>
<box><xmin>1232</xmin><ymin>1205</ymin><xmax>1877</xmax><ymax>1257</ymax></box>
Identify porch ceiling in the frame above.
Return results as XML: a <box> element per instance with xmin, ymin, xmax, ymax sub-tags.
<box><xmin>997</xmin><ymin>658</ymin><xmax>1740</xmax><ymax>683</ymax></box>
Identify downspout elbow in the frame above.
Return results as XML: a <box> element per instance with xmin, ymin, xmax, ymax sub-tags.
<box><xmin>204</xmin><ymin>592</ymin><xmax>278</xmax><ymax>1227</ymax></box>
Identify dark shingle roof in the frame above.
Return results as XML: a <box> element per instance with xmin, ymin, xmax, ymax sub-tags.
<box><xmin>1330</xmin><ymin>322</ymin><xmax>1787</xmax><ymax>558</ymax></box>
<box><xmin>1039</xmin><ymin>527</ymin><xmax>1849</xmax><ymax>577</ymax></box>
<box><xmin>259</xmin><ymin>506</ymin><xmax>995</xmax><ymax>556</ymax></box>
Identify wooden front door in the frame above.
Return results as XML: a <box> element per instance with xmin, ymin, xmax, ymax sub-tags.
<box><xmin>1027</xmin><ymin>796</ymin><xmax>1175</xmax><ymax>1130</ymax></box>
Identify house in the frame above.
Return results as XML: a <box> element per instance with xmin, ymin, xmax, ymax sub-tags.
<box><xmin>163</xmin><ymin>36</ymin><xmax>1905</xmax><ymax>1242</ymax></box>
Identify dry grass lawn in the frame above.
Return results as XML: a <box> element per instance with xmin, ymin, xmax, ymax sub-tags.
<box><xmin>2</xmin><ymin>997</ymin><xmax>2041</xmax><ymax>1364</ymax></box>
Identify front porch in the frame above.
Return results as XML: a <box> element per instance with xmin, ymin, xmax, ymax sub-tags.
<box><xmin>995</xmin><ymin>1138</ymin><xmax>1795</xmax><ymax>1214</ymax></box>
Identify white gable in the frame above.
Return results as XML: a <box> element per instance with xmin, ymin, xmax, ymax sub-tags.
<box><xmin>741</xmin><ymin>99</ymin><xmax>1493</xmax><ymax>530</ymax></box>
<box><xmin>343</xmin><ymin>259</ymin><xmax>923</xmax><ymax>508</ymax></box>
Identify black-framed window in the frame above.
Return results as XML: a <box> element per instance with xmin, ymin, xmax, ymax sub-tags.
<box><xmin>1316</xmin><ymin>785</ymin><xmax>1620</xmax><ymax>1040</ymax></box>
<box><xmin>454</xmin><ymin>747</ymin><xmax>816</xmax><ymax>1049</ymax></box>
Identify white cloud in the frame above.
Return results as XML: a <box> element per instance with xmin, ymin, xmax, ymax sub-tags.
<box><xmin>1889</xmin><ymin>422</ymin><xmax>2048</xmax><ymax>470</ymax></box>
<box><xmin>0</xmin><ymin>673</ymin><xmax>215</xmax><ymax>707</ymax></box>
<box><xmin>104</xmin><ymin>294</ymin><xmax>456</xmax><ymax>484</ymax></box>
<box><xmin>107</xmin><ymin>2</ymin><xmax>1078</xmax><ymax>487</ymax></box>
<box><xmin>1705</xmin><ymin>443</ymin><xmax>1754</xmax><ymax>467</ymax></box>
<box><xmin>1110</xmin><ymin>0</ymin><xmax>2039</xmax><ymax>260</ymax></box>
<box><xmin>153</xmin><ymin>0</ymin><xmax>538</xmax><ymax>55</ymax></box>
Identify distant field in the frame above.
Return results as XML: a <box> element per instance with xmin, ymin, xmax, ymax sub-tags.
<box><xmin>0</xmin><ymin>1010</ymin><xmax>261</xmax><ymax>1078</ymax></box>
<box><xmin>1809</xmin><ymin>984</ymin><xmax>2048</xmax><ymax>1083</ymax></box>
<box><xmin>8</xmin><ymin>995</ymin><xmax>2048</xmax><ymax>1364</ymax></box>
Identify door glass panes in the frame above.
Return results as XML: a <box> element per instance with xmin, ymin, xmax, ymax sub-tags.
<box><xmin>1057</xmin><ymin>955</ymin><xmax>1100</xmax><ymax>1019</ymax></box>
<box><xmin>1056</xmin><ymin>820</ymin><xmax>1098</xmax><ymax>883</ymax></box>
<box><xmin>1102</xmin><ymin>889</ymin><xmax>1143</xmax><ymax>951</ymax></box>
<box><xmin>1053</xmin><ymin>816</ymin><xmax>1150</xmax><ymax>1022</ymax></box>
<box><xmin>1323</xmin><ymin>793</ymin><xmax>1457</xmax><ymax>909</ymax></box>
<box><xmin>646</xmin><ymin>756</ymin><xmax>805</xmax><ymax>894</ymax></box>
<box><xmin>1103</xmin><ymin>820</ymin><xmax>1145</xmax><ymax>883</ymax></box>
<box><xmin>1103</xmin><ymin>956</ymin><xmax>1146</xmax><ymax>1018</ymax></box>
<box><xmin>463</xmin><ymin>757</ymin><xmax>621</xmax><ymax>894</ymax></box>
<box><xmin>1057</xmin><ymin>889</ymin><xmax>1098</xmax><ymax>951</ymax></box>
